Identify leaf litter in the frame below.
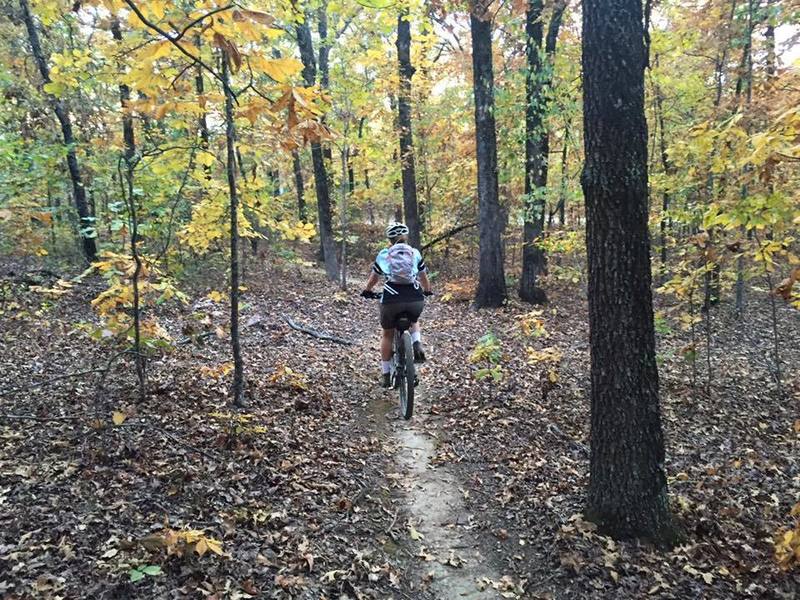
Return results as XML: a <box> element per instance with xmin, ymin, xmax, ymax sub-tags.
<box><xmin>1</xmin><ymin>256</ymin><xmax>799</xmax><ymax>599</ymax></box>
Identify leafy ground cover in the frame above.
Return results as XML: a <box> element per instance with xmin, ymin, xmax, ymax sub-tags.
<box><xmin>0</xmin><ymin>256</ymin><xmax>798</xmax><ymax>598</ymax></box>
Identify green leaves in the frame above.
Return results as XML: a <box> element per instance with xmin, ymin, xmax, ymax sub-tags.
<box><xmin>128</xmin><ymin>564</ymin><xmax>162</xmax><ymax>582</ymax></box>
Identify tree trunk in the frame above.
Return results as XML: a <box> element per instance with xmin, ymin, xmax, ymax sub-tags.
<box><xmin>195</xmin><ymin>37</ymin><xmax>210</xmax><ymax>168</ymax></box>
<box><xmin>519</xmin><ymin>0</ymin><xmax>548</xmax><ymax>304</ymax></box>
<box><xmin>20</xmin><ymin>0</ymin><xmax>97</xmax><ymax>263</ymax></box>
<box><xmin>765</xmin><ymin>0</ymin><xmax>776</xmax><ymax>79</ymax></box>
<box><xmin>652</xmin><ymin>62</ymin><xmax>673</xmax><ymax>282</ymax></box>
<box><xmin>222</xmin><ymin>50</ymin><xmax>245</xmax><ymax>407</ymax></box>
<box><xmin>111</xmin><ymin>19</ymin><xmax>145</xmax><ymax>402</ymax></box>
<box><xmin>581</xmin><ymin>0</ymin><xmax>677</xmax><ymax>544</ymax></box>
<box><xmin>470</xmin><ymin>4</ymin><xmax>506</xmax><ymax>308</ymax></box>
<box><xmin>396</xmin><ymin>8</ymin><xmax>421</xmax><ymax>248</ymax></box>
<box><xmin>520</xmin><ymin>0</ymin><xmax>566</xmax><ymax>302</ymax></box>
<box><xmin>296</xmin><ymin>14</ymin><xmax>339</xmax><ymax>281</ymax></box>
<box><xmin>293</xmin><ymin>149</ymin><xmax>306</xmax><ymax>221</ymax></box>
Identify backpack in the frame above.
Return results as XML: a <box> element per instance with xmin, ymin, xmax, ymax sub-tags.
<box><xmin>386</xmin><ymin>243</ymin><xmax>416</xmax><ymax>284</ymax></box>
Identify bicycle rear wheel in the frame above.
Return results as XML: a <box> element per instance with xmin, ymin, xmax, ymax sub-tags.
<box><xmin>398</xmin><ymin>331</ymin><xmax>415</xmax><ymax>419</ymax></box>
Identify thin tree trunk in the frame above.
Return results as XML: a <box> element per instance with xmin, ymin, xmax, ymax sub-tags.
<box><xmin>222</xmin><ymin>50</ymin><xmax>245</xmax><ymax>407</ymax></box>
<box><xmin>340</xmin><ymin>146</ymin><xmax>349</xmax><ymax>290</ymax></box>
<box><xmin>396</xmin><ymin>8</ymin><xmax>421</xmax><ymax>248</ymax></box>
<box><xmin>296</xmin><ymin>14</ymin><xmax>339</xmax><ymax>281</ymax></box>
<box><xmin>734</xmin><ymin>0</ymin><xmax>755</xmax><ymax>318</ymax></box>
<box><xmin>111</xmin><ymin>19</ymin><xmax>145</xmax><ymax>402</ymax></box>
<box><xmin>20</xmin><ymin>0</ymin><xmax>98</xmax><ymax>263</ymax></box>
<box><xmin>652</xmin><ymin>61</ymin><xmax>673</xmax><ymax>282</ymax></box>
<box><xmin>765</xmin><ymin>0</ymin><xmax>776</xmax><ymax>79</ymax></box>
<box><xmin>470</xmin><ymin>4</ymin><xmax>506</xmax><ymax>308</ymax></box>
<box><xmin>293</xmin><ymin>149</ymin><xmax>306</xmax><ymax>221</ymax></box>
<box><xmin>581</xmin><ymin>0</ymin><xmax>677</xmax><ymax>544</ymax></box>
<box><xmin>195</xmin><ymin>36</ymin><xmax>210</xmax><ymax>169</ymax></box>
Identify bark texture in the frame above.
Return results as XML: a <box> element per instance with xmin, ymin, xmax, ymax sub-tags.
<box><xmin>292</xmin><ymin>149</ymin><xmax>306</xmax><ymax>221</ymax></box>
<box><xmin>519</xmin><ymin>0</ymin><xmax>564</xmax><ymax>304</ymax></box>
<box><xmin>470</xmin><ymin>6</ymin><xmax>506</xmax><ymax>308</ymax></box>
<box><xmin>581</xmin><ymin>0</ymin><xmax>677</xmax><ymax>543</ymax></box>
<box><xmin>296</xmin><ymin>15</ymin><xmax>339</xmax><ymax>281</ymax></box>
<box><xmin>20</xmin><ymin>0</ymin><xmax>97</xmax><ymax>263</ymax></box>
<box><xmin>396</xmin><ymin>9</ymin><xmax>421</xmax><ymax>249</ymax></box>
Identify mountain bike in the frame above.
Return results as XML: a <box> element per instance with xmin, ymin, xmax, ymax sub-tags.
<box><xmin>362</xmin><ymin>291</ymin><xmax>418</xmax><ymax>420</ymax></box>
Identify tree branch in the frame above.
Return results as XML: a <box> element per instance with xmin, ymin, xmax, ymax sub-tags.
<box><xmin>120</xmin><ymin>0</ymin><xmax>236</xmax><ymax>101</ymax></box>
<box><xmin>421</xmin><ymin>222</ymin><xmax>478</xmax><ymax>251</ymax></box>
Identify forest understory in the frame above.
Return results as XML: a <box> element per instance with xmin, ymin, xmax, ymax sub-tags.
<box><xmin>1</xmin><ymin>252</ymin><xmax>798</xmax><ymax>599</ymax></box>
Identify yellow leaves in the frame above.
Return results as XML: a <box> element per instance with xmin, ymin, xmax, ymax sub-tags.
<box><xmin>199</xmin><ymin>362</ymin><xmax>233</xmax><ymax>379</ymax></box>
<box><xmin>144</xmin><ymin>0</ymin><xmax>167</xmax><ymax>22</ymax></box>
<box><xmin>196</xmin><ymin>151</ymin><xmax>216</xmax><ymax>168</ymax></box>
<box><xmin>250</xmin><ymin>56</ymin><xmax>303</xmax><ymax>83</ymax></box>
<box><xmin>206</xmin><ymin>290</ymin><xmax>225</xmax><ymax>303</ymax></box>
<box><xmin>270</xmin><ymin>365</ymin><xmax>308</xmax><ymax>391</ymax></box>
<box><xmin>518</xmin><ymin>310</ymin><xmax>548</xmax><ymax>338</ymax></box>
<box><xmin>272</xmin><ymin>220</ymin><xmax>315</xmax><ymax>243</ymax></box>
<box><xmin>43</xmin><ymin>81</ymin><xmax>67</xmax><ymax>96</ymax></box>
<box><xmin>112</xmin><ymin>411</ymin><xmax>127</xmax><ymax>426</ymax></box>
<box><xmin>138</xmin><ymin>40</ymin><xmax>173</xmax><ymax>62</ymax></box>
<box><xmin>140</xmin><ymin>526</ymin><xmax>225</xmax><ymax>559</ymax></box>
<box><xmin>525</xmin><ymin>346</ymin><xmax>562</xmax><ymax>365</ymax></box>
<box><xmin>775</xmin><ymin>517</ymin><xmax>800</xmax><ymax>571</ymax></box>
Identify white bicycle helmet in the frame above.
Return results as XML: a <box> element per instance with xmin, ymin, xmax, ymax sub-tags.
<box><xmin>385</xmin><ymin>222</ymin><xmax>409</xmax><ymax>239</ymax></box>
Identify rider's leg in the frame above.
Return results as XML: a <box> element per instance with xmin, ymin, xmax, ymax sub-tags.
<box><xmin>381</xmin><ymin>328</ymin><xmax>394</xmax><ymax>361</ymax></box>
<box><xmin>410</xmin><ymin>321</ymin><xmax>426</xmax><ymax>362</ymax></box>
<box><xmin>380</xmin><ymin>328</ymin><xmax>394</xmax><ymax>388</ymax></box>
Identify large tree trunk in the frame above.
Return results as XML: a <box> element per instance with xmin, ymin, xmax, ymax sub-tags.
<box><xmin>519</xmin><ymin>0</ymin><xmax>549</xmax><ymax>303</ymax></box>
<box><xmin>222</xmin><ymin>50</ymin><xmax>245</xmax><ymax>407</ymax></box>
<box><xmin>520</xmin><ymin>0</ymin><xmax>565</xmax><ymax>303</ymax></box>
<box><xmin>296</xmin><ymin>14</ymin><xmax>339</xmax><ymax>281</ymax></box>
<box><xmin>470</xmin><ymin>4</ymin><xmax>506</xmax><ymax>308</ymax></box>
<box><xmin>20</xmin><ymin>0</ymin><xmax>98</xmax><ymax>263</ymax></box>
<box><xmin>396</xmin><ymin>8</ymin><xmax>421</xmax><ymax>249</ymax></box>
<box><xmin>581</xmin><ymin>0</ymin><xmax>677</xmax><ymax>543</ymax></box>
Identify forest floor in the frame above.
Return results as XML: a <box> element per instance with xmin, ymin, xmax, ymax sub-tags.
<box><xmin>0</xmin><ymin>252</ymin><xmax>799</xmax><ymax>599</ymax></box>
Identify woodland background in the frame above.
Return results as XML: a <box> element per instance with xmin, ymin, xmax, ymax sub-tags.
<box><xmin>0</xmin><ymin>0</ymin><xmax>799</xmax><ymax>598</ymax></box>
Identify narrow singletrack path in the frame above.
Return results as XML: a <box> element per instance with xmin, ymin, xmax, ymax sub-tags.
<box><xmin>391</xmin><ymin>391</ymin><xmax>505</xmax><ymax>599</ymax></box>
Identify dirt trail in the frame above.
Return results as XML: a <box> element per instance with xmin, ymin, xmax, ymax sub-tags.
<box><xmin>365</xmin><ymin>382</ymin><xmax>505</xmax><ymax>599</ymax></box>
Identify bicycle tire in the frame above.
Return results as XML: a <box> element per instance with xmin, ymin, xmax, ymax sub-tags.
<box><xmin>399</xmin><ymin>331</ymin><xmax>415</xmax><ymax>419</ymax></box>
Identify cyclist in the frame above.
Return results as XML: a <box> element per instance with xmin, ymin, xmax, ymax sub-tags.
<box><xmin>361</xmin><ymin>222</ymin><xmax>432</xmax><ymax>388</ymax></box>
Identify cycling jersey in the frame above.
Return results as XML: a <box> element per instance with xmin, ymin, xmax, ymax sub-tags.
<box><xmin>372</xmin><ymin>247</ymin><xmax>427</xmax><ymax>304</ymax></box>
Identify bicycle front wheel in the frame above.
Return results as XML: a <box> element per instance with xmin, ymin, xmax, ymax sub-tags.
<box><xmin>398</xmin><ymin>331</ymin><xmax>415</xmax><ymax>419</ymax></box>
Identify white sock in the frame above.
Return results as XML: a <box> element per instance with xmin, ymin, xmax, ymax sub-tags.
<box><xmin>411</xmin><ymin>331</ymin><xmax>421</xmax><ymax>344</ymax></box>
<box><xmin>381</xmin><ymin>360</ymin><xmax>392</xmax><ymax>374</ymax></box>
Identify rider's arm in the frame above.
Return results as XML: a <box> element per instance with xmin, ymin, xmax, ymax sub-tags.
<box><xmin>363</xmin><ymin>271</ymin><xmax>380</xmax><ymax>292</ymax></box>
<box><xmin>418</xmin><ymin>270</ymin><xmax>432</xmax><ymax>294</ymax></box>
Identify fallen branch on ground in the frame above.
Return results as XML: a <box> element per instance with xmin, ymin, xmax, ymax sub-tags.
<box><xmin>0</xmin><ymin>413</ymin><xmax>79</xmax><ymax>422</ymax></box>
<box><xmin>282</xmin><ymin>315</ymin><xmax>354</xmax><ymax>346</ymax></box>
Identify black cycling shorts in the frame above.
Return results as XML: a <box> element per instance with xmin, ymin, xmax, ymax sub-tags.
<box><xmin>379</xmin><ymin>300</ymin><xmax>424</xmax><ymax>330</ymax></box>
